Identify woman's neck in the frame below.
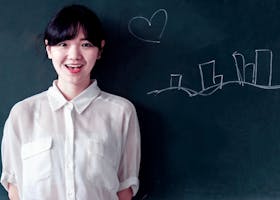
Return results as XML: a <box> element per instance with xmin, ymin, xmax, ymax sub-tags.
<box><xmin>56</xmin><ymin>79</ymin><xmax>92</xmax><ymax>101</ymax></box>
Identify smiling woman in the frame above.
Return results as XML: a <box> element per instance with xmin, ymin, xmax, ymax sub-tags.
<box><xmin>45</xmin><ymin>29</ymin><xmax>104</xmax><ymax>100</ymax></box>
<box><xmin>1</xmin><ymin>4</ymin><xmax>141</xmax><ymax>200</ymax></box>
<box><xmin>44</xmin><ymin>4</ymin><xmax>105</xmax><ymax>100</ymax></box>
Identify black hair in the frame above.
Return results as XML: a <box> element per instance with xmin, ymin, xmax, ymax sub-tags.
<box><xmin>44</xmin><ymin>4</ymin><xmax>105</xmax><ymax>49</ymax></box>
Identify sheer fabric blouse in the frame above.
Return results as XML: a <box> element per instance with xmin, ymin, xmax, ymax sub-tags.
<box><xmin>1</xmin><ymin>80</ymin><xmax>141</xmax><ymax>200</ymax></box>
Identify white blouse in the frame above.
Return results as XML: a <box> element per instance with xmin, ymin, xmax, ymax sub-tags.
<box><xmin>1</xmin><ymin>80</ymin><xmax>141</xmax><ymax>200</ymax></box>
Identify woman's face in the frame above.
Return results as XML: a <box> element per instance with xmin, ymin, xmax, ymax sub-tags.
<box><xmin>46</xmin><ymin>28</ymin><xmax>104</xmax><ymax>89</ymax></box>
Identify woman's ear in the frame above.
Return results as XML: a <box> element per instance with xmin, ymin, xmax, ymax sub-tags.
<box><xmin>101</xmin><ymin>40</ymin><xmax>105</xmax><ymax>49</ymax></box>
<box><xmin>45</xmin><ymin>40</ymin><xmax>52</xmax><ymax>59</ymax></box>
<box><xmin>98</xmin><ymin>40</ymin><xmax>105</xmax><ymax>59</ymax></box>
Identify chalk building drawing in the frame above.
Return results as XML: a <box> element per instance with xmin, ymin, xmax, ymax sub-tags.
<box><xmin>147</xmin><ymin>49</ymin><xmax>280</xmax><ymax>97</ymax></box>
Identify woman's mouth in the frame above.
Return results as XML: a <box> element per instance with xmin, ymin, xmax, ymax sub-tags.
<box><xmin>65</xmin><ymin>64</ymin><xmax>83</xmax><ymax>73</ymax></box>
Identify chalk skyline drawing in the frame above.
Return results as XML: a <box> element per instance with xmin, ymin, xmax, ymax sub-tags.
<box><xmin>128</xmin><ymin>8</ymin><xmax>168</xmax><ymax>43</ymax></box>
<box><xmin>147</xmin><ymin>49</ymin><xmax>280</xmax><ymax>97</ymax></box>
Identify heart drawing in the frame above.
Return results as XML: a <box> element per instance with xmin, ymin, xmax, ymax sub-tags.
<box><xmin>128</xmin><ymin>9</ymin><xmax>168</xmax><ymax>43</ymax></box>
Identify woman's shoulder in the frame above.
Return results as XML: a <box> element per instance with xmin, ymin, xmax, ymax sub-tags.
<box><xmin>10</xmin><ymin>90</ymin><xmax>48</xmax><ymax>114</ymax></box>
<box><xmin>98</xmin><ymin>91</ymin><xmax>136</xmax><ymax>112</ymax></box>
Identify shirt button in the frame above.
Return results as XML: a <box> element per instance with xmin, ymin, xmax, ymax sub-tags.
<box><xmin>67</xmin><ymin>162</ymin><xmax>73</xmax><ymax>169</ymax></box>
<box><xmin>66</xmin><ymin>103</ymin><xmax>74</xmax><ymax>110</ymax></box>
<box><xmin>68</xmin><ymin>191</ymin><xmax>74</xmax><ymax>198</ymax></box>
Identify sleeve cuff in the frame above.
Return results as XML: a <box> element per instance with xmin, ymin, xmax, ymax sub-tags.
<box><xmin>1</xmin><ymin>171</ymin><xmax>16</xmax><ymax>191</ymax></box>
<box><xmin>118</xmin><ymin>177</ymin><xmax>139</xmax><ymax>196</ymax></box>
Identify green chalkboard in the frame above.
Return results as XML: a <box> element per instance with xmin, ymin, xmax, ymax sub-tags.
<box><xmin>2</xmin><ymin>0</ymin><xmax>280</xmax><ymax>199</ymax></box>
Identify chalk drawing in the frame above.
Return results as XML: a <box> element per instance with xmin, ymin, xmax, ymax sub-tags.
<box><xmin>128</xmin><ymin>9</ymin><xmax>168</xmax><ymax>43</ymax></box>
<box><xmin>140</xmin><ymin>194</ymin><xmax>149</xmax><ymax>200</ymax></box>
<box><xmin>147</xmin><ymin>49</ymin><xmax>280</xmax><ymax>97</ymax></box>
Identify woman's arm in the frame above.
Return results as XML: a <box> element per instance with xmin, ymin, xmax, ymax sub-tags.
<box><xmin>8</xmin><ymin>183</ymin><xmax>19</xmax><ymax>200</ymax></box>
<box><xmin>117</xmin><ymin>187</ymin><xmax>133</xmax><ymax>200</ymax></box>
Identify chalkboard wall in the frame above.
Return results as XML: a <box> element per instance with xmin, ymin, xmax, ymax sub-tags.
<box><xmin>2</xmin><ymin>0</ymin><xmax>280</xmax><ymax>199</ymax></box>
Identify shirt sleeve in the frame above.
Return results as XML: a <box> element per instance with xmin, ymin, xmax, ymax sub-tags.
<box><xmin>1</xmin><ymin>113</ymin><xmax>21</xmax><ymax>191</ymax></box>
<box><xmin>118</xmin><ymin>103</ymin><xmax>141</xmax><ymax>196</ymax></box>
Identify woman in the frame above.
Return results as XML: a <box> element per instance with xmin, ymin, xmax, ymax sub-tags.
<box><xmin>1</xmin><ymin>4</ymin><xmax>140</xmax><ymax>200</ymax></box>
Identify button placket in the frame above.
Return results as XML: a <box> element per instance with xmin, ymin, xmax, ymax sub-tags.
<box><xmin>64</xmin><ymin>103</ymin><xmax>75</xmax><ymax>200</ymax></box>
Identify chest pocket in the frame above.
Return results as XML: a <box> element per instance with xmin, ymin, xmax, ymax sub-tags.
<box><xmin>21</xmin><ymin>137</ymin><xmax>52</xmax><ymax>184</ymax></box>
<box><xmin>87</xmin><ymin>139</ymin><xmax>119</xmax><ymax>190</ymax></box>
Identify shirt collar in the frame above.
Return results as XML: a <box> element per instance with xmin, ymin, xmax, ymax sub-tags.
<box><xmin>47</xmin><ymin>80</ymin><xmax>101</xmax><ymax>114</ymax></box>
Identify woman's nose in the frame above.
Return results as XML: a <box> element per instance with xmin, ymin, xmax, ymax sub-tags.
<box><xmin>67</xmin><ymin>45</ymin><xmax>82</xmax><ymax>60</ymax></box>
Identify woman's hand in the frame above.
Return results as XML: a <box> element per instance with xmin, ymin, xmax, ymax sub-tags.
<box><xmin>8</xmin><ymin>183</ymin><xmax>19</xmax><ymax>200</ymax></box>
<box><xmin>117</xmin><ymin>187</ymin><xmax>133</xmax><ymax>200</ymax></box>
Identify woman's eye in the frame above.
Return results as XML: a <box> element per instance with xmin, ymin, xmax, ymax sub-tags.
<box><xmin>57</xmin><ymin>42</ymin><xmax>67</xmax><ymax>47</ymax></box>
<box><xmin>82</xmin><ymin>42</ymin><xmax>94</xmax><ymax>47</ymax></box>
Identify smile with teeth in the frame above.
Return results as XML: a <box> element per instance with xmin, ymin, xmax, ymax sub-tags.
<box><xmin>65</xmin><ymin>64</ymin><xmax>83</xmax><ymax>73</ymax></box>
<box><xmin>65</xmin><ymin>64</ymin><xmax>83</xmax><ymax>68</ymax></box>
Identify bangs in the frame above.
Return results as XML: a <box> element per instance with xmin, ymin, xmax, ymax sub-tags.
<box><xmin>45</xmin><ymin>11</ymin><xmax>83</xmax><ymax>46</ymax></box>
<box><xmin>47</xmin><ymin>24</ymin><xmax>79</xmax><ymax>46</ymax></box>
<box><xmin>44</xmin><ymin>5</ymin><xmax>105</xmax><ymax>48</ymax></box>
